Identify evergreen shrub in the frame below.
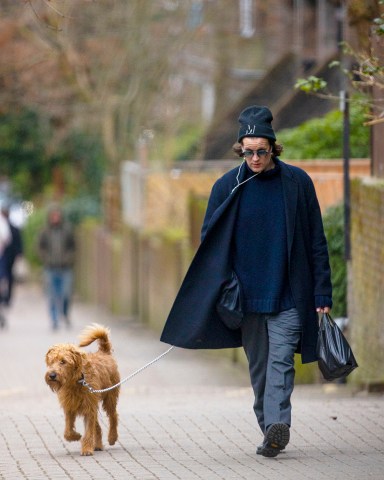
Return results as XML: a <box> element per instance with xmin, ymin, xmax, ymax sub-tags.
<box><xmin>276</xmin><ymin>100</ymin><xmax>370</xmax><ymax>159</ymax></box>
<box><xmin>322</xmin><ymin>203</ymin><xmax>347</xmax><ymax>318</ymax></box>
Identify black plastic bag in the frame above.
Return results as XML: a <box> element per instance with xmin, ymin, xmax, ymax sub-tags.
<box><xmin>317</xmin><ymin>312</ymin><xmax>358</xmax><ymax>381</ymax></box>
<box><xmin>216</xmin><ymin>271</ymin><xmax>243</xmax><ymax>330</ymax></box>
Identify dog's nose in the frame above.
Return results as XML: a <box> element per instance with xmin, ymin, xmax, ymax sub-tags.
<box><xmin>49</xmin><ymin>372</ymin><xmax>57</xmax><ymax>380</ymax></box>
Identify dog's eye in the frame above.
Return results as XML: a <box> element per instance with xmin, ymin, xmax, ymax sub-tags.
<box><xmin>60</xmin><ymin>360</ymin><xmax>66</xmax><ymax>365</ymax></box>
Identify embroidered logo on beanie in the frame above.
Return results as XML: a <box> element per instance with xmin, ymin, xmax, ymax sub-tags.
<box><xmin>237</xmin><ymin>105</ymin><xmax>276</xmax><ymax>143</ymax></box>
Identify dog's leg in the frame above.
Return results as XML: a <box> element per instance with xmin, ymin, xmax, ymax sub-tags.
<box><xmin>108</xmin><ymin>411</ymin><xmax>118</xmax><ymax>446</ymax></box>
<box><xmin>81</xmin><ymin>413</ymin><xmax>97</xmax><ymax>456</ymax></box>
<box><xmin>64</xmin><ymin>411</ymin><xmax>81</xmax><ymax>442</ymax></box>
<box><xmin>94</xmin><ymin>420</ymin><xmax>103</xmax><ymax>451</ymax></box>
<box><xmin>103</xmin><ymin>393</ymin><xmax>119</xmax><ymax>446</ymax></box>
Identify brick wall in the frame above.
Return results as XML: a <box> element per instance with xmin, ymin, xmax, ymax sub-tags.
<box><xmin>349</xmin><ymin>178</ymin><xmax>384</xmax><ymax>386</ymax></box>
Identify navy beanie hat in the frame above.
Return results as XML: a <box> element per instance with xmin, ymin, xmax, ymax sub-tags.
<box><xmin>237</xmin><ymin>105</ymin><xmax>276</xmax><ymax>143</ymax></box>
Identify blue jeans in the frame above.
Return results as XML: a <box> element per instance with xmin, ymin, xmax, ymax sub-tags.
<box><xmin>44</xmin><ymin>268</ymin><xmax>73</xmax><ymax>328</ymax></box>
<box><xmin>241</xmin><ymin>308</ymin><xmax>302</xmax><ymax>433</ymax></box>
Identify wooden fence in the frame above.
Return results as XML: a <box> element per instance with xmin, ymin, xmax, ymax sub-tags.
<box><xmin>75</xmin><ymin>158</ymin><xmax>370</xmax><ymax>384</ymax></box>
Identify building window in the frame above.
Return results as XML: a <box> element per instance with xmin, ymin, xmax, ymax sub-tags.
<box><xmin>187</xmin><ymin>0</ymin><xmax>203</xmax><ymax>30</ymax></box>
<box><xmin>239</xmin><ymin>0</ymin><xmax>255</xmax><ymax>38</ymax></box>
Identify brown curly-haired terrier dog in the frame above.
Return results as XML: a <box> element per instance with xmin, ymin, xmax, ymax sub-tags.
<box><xmin>45</xmin><ymin>323</ymin><xmax>120</xmax><ymax>456</ymax></box>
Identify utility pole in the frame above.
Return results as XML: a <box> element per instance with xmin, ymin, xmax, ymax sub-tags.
<box><xmin>342</xmin><ymin>89</ymin><xmax>351</xmax><ymax>261</ymax></box>
<box><xmin>340</xmin><ymin>0</ymin><xmax>351</xmax><ymax>261</ymax></box>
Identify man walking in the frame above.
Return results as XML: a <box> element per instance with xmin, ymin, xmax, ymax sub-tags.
<box><xmin>38</xmin><ymin>205</ymin><xmax>76</xmax><ymax>330</ymax></box>
<box><xmin>161</xmin><ymin>105</ymin><xmax>332</xmax><ymax>457</ymax></box>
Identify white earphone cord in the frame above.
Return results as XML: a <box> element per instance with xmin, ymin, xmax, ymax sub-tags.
<box><xmin>231</xmin><ymin>161</ymin><xmax>260</xmax><ymax>194</ymax></box>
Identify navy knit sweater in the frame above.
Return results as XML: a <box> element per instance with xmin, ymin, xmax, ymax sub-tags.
<box><xmin>233</xmin><ymin>161</ymin><xmax>295</xmax><ymax>314</ymax></box>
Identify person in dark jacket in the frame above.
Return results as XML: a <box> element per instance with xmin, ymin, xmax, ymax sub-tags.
<box><xmin>0</xmin><ymin>207</ymin><xmax>11</xmax><ymax>328</ymax></box>
<box><xmin>37</xmin><ymin>205</ymin><xmax>76</xmax><ymax>330</ymax></box>
<box><xmin>161</xmin><ymin>105</ymin><xmax>332</xmax><ymax>457</ymax></box>
<box><xmin>0</xmin><ymin>204</ymin><xmax>23</xmax><ymax>308</ymax></box>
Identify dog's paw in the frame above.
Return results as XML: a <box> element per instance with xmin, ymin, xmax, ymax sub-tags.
<box><xmin>94</xmin><ymin>440</ymin><xmax>104</xmax><ymax>451</ymax></box>
<box><xmin>81</xmin><ymin>449</ymin><xmax>94</xmax><ymax>456</ymax></box>
<box><xmin>65</xmin><ymin>431</ymin><xmax>82</xmax><ymax>442</ymax></box>
<box><xmin>108</xmin><ymin>432</ymin><xmax>118</xmax><ymax>445</ymax></box>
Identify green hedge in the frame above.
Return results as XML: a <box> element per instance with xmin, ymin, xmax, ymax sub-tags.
<box><xmin>276</xmin><ymin>101</ymin><xmax>370</xmax><ymax>159</ymax></box>
<box><xmin>22</xmin><ymin>208</ymin><xmax>46</xmax><ymax>269</ymax></box>
<box><xmin>323</xmin><ymin>203</ymin><xmax>346</xmax><ymax>317</ymax></box>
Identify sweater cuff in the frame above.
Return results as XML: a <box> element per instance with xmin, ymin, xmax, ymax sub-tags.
<box><xmin>315</xmin><ymin>295</ymin><xmax>333</xmax><ymax>309</ymax></box>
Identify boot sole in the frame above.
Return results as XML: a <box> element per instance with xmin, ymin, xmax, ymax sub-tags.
<box><xmin>260</xmin><ymin>423</ymin><xmax>290</xmax><ymax>458</ymax></box>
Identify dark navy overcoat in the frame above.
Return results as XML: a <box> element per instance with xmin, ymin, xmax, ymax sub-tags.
<box><xmin>160</xmin><ymin>159</ymin><xmax>332</xmax><ymax>363</ymax></box>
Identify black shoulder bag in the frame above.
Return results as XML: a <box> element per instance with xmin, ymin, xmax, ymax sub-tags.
<box><xmin>216</xmin><ymin>271</ymin><xmax>243</xmax><ymax>330</ymax></box>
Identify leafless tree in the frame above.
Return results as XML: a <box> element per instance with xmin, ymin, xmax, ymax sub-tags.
<box><xmin>1</xmin><ymin>1</ymin><xmax>200</xmax><ymax>168</ymax></box>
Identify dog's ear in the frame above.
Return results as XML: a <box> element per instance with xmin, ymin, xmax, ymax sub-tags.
<box><xmin>45</xmin><ymin>347</ymin><xmax>55</xmax><ymax>365</ymax></box>
<box><xmin>68</xmin><ymin>347</ymin><xmax>87</xmax><ymax>370</ymax></box>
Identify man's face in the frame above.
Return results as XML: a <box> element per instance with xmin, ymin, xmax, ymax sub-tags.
<box><xmin>241</xmin><ymin>137</ymin><xmax>273</xmax><ymax>173</ymax></box>
<box><xmin>49</xmin><ymin>210</ymin><xmax>62</xmax><ymax>226</ymax></box>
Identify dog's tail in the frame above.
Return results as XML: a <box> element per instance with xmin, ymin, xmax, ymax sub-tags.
<box><xmin>78</xmin><ymin>323</ymin><xmax>113</xmax><ymax>354</ymax></box>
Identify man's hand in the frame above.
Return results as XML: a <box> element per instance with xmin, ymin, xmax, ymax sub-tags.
<box><xmin>316</xmin><ymin>307</ymin><xmax>331</xmax><ymax>314</ymax></box>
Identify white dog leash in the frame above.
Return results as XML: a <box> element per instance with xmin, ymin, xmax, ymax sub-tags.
<box><xmin>78</xmin><ymin>346</ymin><xmax>175</xmax><ymax>394</ymax></box>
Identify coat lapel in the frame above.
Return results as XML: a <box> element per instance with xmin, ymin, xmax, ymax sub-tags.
<box><xmin>203</xmin><ymin>163</ymin><xmax>247</xmax><ymax>239</ymax></box>
<box><xmin>281</xmin><ymin>164</ymin><xmax>298</xmax><ymax>258</ymax></box>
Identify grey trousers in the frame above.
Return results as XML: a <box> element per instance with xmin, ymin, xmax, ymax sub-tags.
<box><xmin>241</xmin><ymin>308</ymin><xmax>302</xmax><ymax>434</ymax></box>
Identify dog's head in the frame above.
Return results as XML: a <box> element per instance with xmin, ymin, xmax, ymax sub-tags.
<box><xmin>45</xmin><ymin>344</ymin><xmax>87</xmax><ymax>392</ymax></box>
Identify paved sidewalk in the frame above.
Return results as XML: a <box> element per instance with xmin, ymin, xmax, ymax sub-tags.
<box><xmin>0</xmin><ymin>283</ymin><xmax>383</xmax><ymax>480</ymax></box>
